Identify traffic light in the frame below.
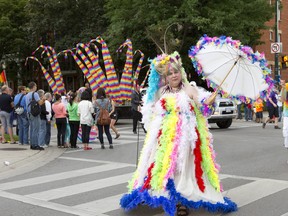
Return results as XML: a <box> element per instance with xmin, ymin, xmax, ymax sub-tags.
<box><xmin>282</xmin><ymin>55</ymin><xmax>288</xmax><ymax>69</ymax></box>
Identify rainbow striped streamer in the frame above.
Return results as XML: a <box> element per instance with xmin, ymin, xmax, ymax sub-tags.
<box><xmin>133</xmin><ymin>50</ymin><xmax>144</xmax><ymax>82</ymax></box>
<box><xmin>91</xmin><ymin>37</ymin><xmax>121</xmax><ymax>102</ymax></box>
<box><xmin>59</xmin><ymin>49</ymin><xmax>96</xmax><ymax>91</ymax></box>
<box><xmin>26</xmin><ymin>56</ymin><xmax>57</xmax><ymax>94</ymax></box>
<box><xmin>140</xmin><ymin>66</ymin><xmax>150</xmax><ymax>88</ymax></box>
<box><xmin>88</xmin><ymin>44</ymin><xmax>108</xmax><ymax>91</ymax></box>
<box><xmin>33</xmin><ymin>45</ymin><xmax>65</xmax><ymax>93</ymax></box>
<box><xmin>46</xmin><ymin>46</ymin><xmax>65</xmax><ymax>93</ymax></box>
<box><xmin>76</xmin><ymin>43</ymin><xmax>102</xmax><ymax>94</ymax></box>
<box><xmin>117</xmin><ymin>39</ymin><xmax>133</xmax><ymax>101</ymax></box>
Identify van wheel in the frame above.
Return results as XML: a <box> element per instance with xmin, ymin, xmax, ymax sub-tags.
<box><xmin>216</xmin><ymin>119</ymin><xmax>232</xmax><ymax>128</ymax></box>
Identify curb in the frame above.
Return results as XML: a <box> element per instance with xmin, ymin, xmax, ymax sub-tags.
<box><xmin>0</xmin><ymin>146</ymin><xmax>66</xmax><ymax>180</ymax></box>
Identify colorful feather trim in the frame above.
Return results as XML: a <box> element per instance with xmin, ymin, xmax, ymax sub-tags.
<box><xmin>194</xmin><ymin>128</ymin><xmax>205</xmax><ymax>192</ymax></box>
<box><xmin>120</xmin><ymin>179</ymin><xmax>237</xmax><ymax>216</ymax></box>
<box><xmin>151</xmin><ymin>96</ymin><xmax>178</xmax><ymax>190</ymax></box>
<box><xmin>193</xmin><ymin>103</ymin><xmax>221</xmax><ymax>192</ymax></box>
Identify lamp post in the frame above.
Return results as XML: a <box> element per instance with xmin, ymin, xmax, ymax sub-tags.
<box><xmin>163</xmin><ymin>23</ymin><xmax>182</xmax><ymax>53</ymax></box>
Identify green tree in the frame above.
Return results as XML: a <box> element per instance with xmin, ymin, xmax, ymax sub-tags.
<box><xmin>104</xmin><ymin>0</ymin><xmax>274</xmax><ymax>82</ymax></box>
<box><xmin>25</xmin><ymin>0</ymin><xmax>108</xmax><ymax>51</ymax></box>
<box><xmin>0</xmin><ymin>0</ymin><xmax>30</xmax><ymax>83</ymax></box>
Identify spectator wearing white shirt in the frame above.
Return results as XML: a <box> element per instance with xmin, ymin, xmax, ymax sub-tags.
<box><xmin>44</xmin><ymin>92</ymin><xmax>52</xmax><ymax>146</ymax></box>
<box><xmin>77</xmin><ymin>91</ymin><xmax>94</xmax><ymax>150</ymax></box>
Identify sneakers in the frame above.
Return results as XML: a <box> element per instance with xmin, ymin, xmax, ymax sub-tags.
<box><xmin>275</xmin><ymin>126</ymin><xmax>281</xmax><ymax>129</ymax></box>
<box><xmin>262</xmin><ymin>123</ymin><xmax>266</xmax><ymax>129</ymax></box>
<box><xmin>101</xmin><ymin>144</ymin><xmax>105</xmax><ymax>149</ymax></box>
<box><xmin>109</xmin><ymin>145</ymin><xmax>114</xmax><ymax>149</ymax></box>
<box><xmin>84</xmin><ymin>146</ymin><xmax>92</xmax><ymax>150</ymax></box>
<box><xmin>133</xmin><ymin>131</ymin><xmax>137</xmax><ymax>134</ymax></box>
<box><xmin>115</xmin><ymin>134</ymin><xmax>120</xmax><ymax>139</ymax></box>
<box><xmin>30</xmin><ymin>145</ymin><xmax>44</xmax><ymax>150</ymax></box>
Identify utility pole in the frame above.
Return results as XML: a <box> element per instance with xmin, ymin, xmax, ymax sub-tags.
<box><xmin>275</xmin><ymin>0</ymin><xmax>279</xmax><ymax>81</ymax></box>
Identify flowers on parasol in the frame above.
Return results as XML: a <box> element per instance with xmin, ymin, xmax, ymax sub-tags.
<box><xmin>189</xmin><ymin>35</ymin><xmax>274</xmax><ymax>102</ymax></box>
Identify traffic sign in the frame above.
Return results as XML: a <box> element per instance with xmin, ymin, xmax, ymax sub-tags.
<box><xmin>271</xmin><ymin>42</ymin><xmax>282</xmax><ymax>53</ymax></box>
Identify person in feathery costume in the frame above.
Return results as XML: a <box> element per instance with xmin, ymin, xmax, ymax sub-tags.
<box><xmin>120</xmin><ymin>51</ymin><xmax>237</xmax><ymax>216</ymax></box>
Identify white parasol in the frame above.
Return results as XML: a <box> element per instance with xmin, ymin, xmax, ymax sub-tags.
<box><xmin>189</xmin><ymin>35</ymin><xmax>274</xmax><ymax>102</ymax></box>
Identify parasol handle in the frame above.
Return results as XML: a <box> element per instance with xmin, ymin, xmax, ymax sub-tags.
<box><xmin>215</xmin><ymin>56</ymin><xmax>241</xmax><ymax>93</ymax></box>
<box><xmin>205</xmin><ymin>91</ymin><xmax>218</xmax><ymax>105</ymax></box>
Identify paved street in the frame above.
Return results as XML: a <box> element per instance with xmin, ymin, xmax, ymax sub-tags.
<box><xmin>0</xmin><ymin>119</ymin><xmax>287</xmax><ymax>216</ymax></box>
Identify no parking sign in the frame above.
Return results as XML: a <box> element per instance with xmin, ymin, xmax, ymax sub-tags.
<box><xmin>271</xmin><ymin>42</ymin><xmax>282</xmax><ymax>53</ymax></box>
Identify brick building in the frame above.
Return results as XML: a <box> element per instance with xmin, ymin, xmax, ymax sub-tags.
<box><xmin>255</xmin><ymin>0</ymin><xmax>288</xmax><ymax>81</ymax></box>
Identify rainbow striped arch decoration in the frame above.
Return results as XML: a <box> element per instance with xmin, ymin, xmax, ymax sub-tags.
<box><xmin>90</xmin><ymin>37</ymin><xmax>121</xmax><ymax>102</ymax></box>
<box><xmin>117</xmin><ymin>39</ymin><xmax>133</xmax><ymax>101</ymax></box>
<box><xmin>32</xmin><ymin>45</ymin><xmax>65</xmax><ymax>93</ymax></box>
<box><xmin>25</xmin><ymin>56</ymin><xmax>58</xmax><ymax>94</ymax></box>
<box><xmin>133</xmin><ymin>50</ymin><xmax>145</xmax><ymax>82</ymax></box>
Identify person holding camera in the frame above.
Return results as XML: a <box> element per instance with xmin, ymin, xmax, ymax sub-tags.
<box><xmin>131</xmin><ymin>83</ymin><xmax>146</xmax><ymax>134</ymax></box>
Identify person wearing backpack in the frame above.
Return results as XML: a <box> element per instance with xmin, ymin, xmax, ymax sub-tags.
<box><xmin>25</xmin><ymin>81</ymin><xmax>45</xmax><ymax>150</ymax></box>
<box><xmin>13</xmin><ymin>86</ymin><xmax>28</xmax><ymax>145</ymax></box>
<box><xmin>94</xmin><ymin>87</ymin><xmax>113</xmax><ymax>149</ymax></box>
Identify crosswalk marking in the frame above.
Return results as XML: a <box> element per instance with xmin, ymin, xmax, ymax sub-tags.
<box><xmin>222</xmin><ymin>179</ymin><xmax>288</xmax><ymax>208</ymax></box>
<box><xmin>0</xmin><ymin>163</ymin><xmax>131</xmax><ymax>190</ymax></box>
<box><xmin>27</xmin><ymin>173</ymin><xmax>132</xmax><ymax>201</ymax></box>
<box><xmin>0</xmin><ymin>190</ymin><xmax>108</xmax><ymax>216</ymax></box>
<box><xmin>2</xmin><ymin>125</ymin><xmax>288</xmax><ymax>216</ymax></box>
<box><xmin>75</xmin><ymin>194</ymin><xmax>123</xmax><ymax>213</ymax></box>
<box><xmin>59</xmin><ymin>156</ymin><xmax>135</xmax><ymax>167</ymax></box>
<box><xmin>0</xmin><ymin>160</ymin><xmax>288</xmax><ymax>215</ymax></box>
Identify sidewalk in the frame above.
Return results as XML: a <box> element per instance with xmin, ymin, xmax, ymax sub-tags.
<box><xmin>0</xmin><ymin>143</ymin><xmax>66</xmax><ymax>180</ymax></box>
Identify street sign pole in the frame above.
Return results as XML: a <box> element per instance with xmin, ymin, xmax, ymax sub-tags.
<box><xmin>275</xmin><ymin>0</ymin><xmax>279</xmax><ymax>82</ymax></box>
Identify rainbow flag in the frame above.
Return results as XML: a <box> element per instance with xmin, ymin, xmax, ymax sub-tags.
<box><xmin>0</xmin><ymin>70</ymin><xmax>7</xmax><ymax>83</ymax></box>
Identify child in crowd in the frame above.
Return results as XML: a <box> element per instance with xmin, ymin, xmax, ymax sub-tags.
<box><xmin>254</xmin><ymin>98</ymin><xmax>264</xmax><ymax>123</ymax></box>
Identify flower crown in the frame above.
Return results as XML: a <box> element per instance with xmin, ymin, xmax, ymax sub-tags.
<box><xmin>152</xmin><ymin>51</ymin><xmax>182</xmax><ymax>76</ymax></box>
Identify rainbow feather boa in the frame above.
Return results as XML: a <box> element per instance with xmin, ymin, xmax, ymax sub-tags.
<box><xmin>122</xmin><ymin>91</ymin><xmax>236</xmax><ymax>214</ymax></box>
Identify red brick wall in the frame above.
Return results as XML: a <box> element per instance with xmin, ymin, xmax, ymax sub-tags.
<box><xmin>255</xmin><ymin>0</ymin><xmax>288</xmax><ymax>81</ymax></box>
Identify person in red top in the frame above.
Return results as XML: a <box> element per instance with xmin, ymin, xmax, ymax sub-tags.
<box><xmin>52</xmin><ymin>94</ymin><xmax>67</xmax><ymax>148</ymax></box>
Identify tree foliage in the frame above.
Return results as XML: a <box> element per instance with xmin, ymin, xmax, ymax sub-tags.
<box><xmin>0</xmin><ymin>0</ymin><xmax>30</xmax><ymax>82</ymax></box>
<box><xmin>104</xmin><ymin>0</ymin><xmax>273</xmax><ymax>82</ymax></box>
<box><xmin>0</xmin><ymin>0</ymin><xmax>274</xmax><ymax>86</ymax></box>
<box><xmin>25</xmin><ymin>0</ymin><xmax>107</xmax><ymax>51</ymax></box>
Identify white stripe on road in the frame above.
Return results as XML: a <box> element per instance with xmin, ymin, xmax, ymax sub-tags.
<box><xmin>27</xmin><ymin>173</ymin><xmax>132</xmax><ymax>201</ymax></box>
<box><xmin>0</xmin><ymin>163</ymin><xmax>131</xmax><ymax>190</ymax></box>
<box><xmin>222</xmin><ymin>179</ymin><xmax>288</xmax><ymax>208</ymax></box>
<box><xmin>75</xmin><ymin>194</ymin><xmax>123</xmax><ymax>213</ymax></box>
<box><xmin>59</xmin><ymin>156</ymin><xmax>136</xmax><ymax>167</ymax></box>
<box><xmin>0</xmin><ymin>190</ymin><xmax>108</xmax><ymax>216</ymax></box>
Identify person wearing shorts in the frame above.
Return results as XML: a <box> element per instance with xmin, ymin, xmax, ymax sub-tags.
<box><xmin>0</xmin><ymin>85</ymin><xmax>17</xmax><ymax>144</ymax></box>
<box><xmin>263</xmin><ymin>89</ymin><xmax>280</xmax><ymax>129</ymax></box>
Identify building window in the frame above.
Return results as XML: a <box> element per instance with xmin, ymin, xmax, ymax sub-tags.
<box><xmin>269</xmin><ymin>30</ymin><xmax>273</xmax><ymax>41</ymax></box>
